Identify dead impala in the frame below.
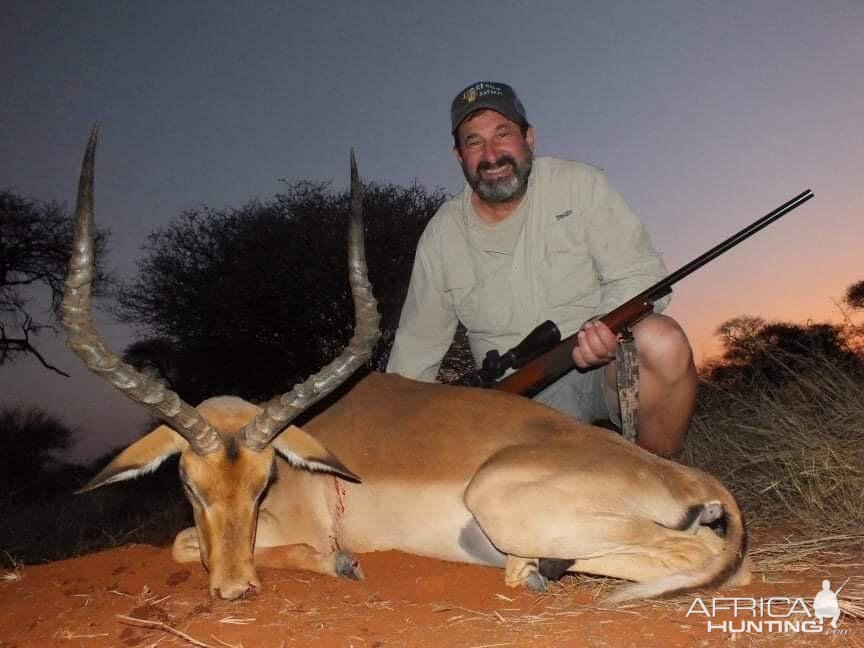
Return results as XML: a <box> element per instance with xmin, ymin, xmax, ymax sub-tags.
<box><xmin>64</xmin><ymin>129</ymin><xmax>750</xmax><ymax>603</ymax></box>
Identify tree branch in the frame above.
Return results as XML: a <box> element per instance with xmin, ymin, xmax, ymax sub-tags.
<box><xmin>0</xmin><ymin>319</ymin><xmax>70</xmax><ymax>377</ymax></box>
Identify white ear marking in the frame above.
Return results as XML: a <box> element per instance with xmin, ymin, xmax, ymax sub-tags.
<box><xmin>105</xmin><ymin>454</ymin><xmax>174</xmax><ymax>483</ymax></box>
<box><xmin>273</xmin><ymin>445</ymin><xmax>359</xmax><ymax>481</ymax></box>
<box><xmin>274</xmin><ymin>446</ymin><xmax>329</xmax><ymax>473</ymax></box>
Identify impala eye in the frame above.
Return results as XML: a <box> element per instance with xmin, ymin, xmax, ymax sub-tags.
<box><xmin>179</xmin><ymin>467</ymin><xmax>206</xmax><ymax>506</ymax></box>
<box><xmin>254</xmin><ymin>461</ymin><xmax>278</xmax><ymax>503</ymax></box>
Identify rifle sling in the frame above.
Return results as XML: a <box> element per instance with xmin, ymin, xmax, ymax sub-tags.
<box><xmin>616</xmin><ymin>328</ymin><xmax>639</xmax><ymax>444</ymax></box>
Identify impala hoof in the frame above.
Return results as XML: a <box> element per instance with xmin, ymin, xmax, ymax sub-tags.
<box><xmin>524</xmin><ymin>571</ymin><xmax>548</xmax><ymax>593</ymax></box>
<box><xmin>335</xmin><ymin>551</ymin><xmax>364</xmax><ymax>580</ymax></box>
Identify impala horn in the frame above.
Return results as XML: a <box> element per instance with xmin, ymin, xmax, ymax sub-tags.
<box><xmin>239</xmin><ymin>150</ymin><xmax>381</xmax><ymax>450</ymax></box>
<box><xmin>61</xmin><ymin>127</ymin><xmax>223</xmax><ymax>455</ymax></box>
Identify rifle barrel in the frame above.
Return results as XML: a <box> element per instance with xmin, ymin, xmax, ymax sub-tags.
<box><xmin>640</xmin><ymin>189</ymin><xmax>814</xmax><ymax>301</ymax></box>
<box><xmin>493</xmin><ymin>189</ymin><xmax>814</xmax><ymax>395</ymax></box>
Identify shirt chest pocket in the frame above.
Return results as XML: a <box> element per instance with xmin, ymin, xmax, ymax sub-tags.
<box><xmin>445</xmin><ymin>265</ymin><xmax>513</xmax><ymax>335</ymax></box>
<box><xmin>541</xmin><ymin>223</ymin><xmax>600</xmax><ymax>309</ymax></box>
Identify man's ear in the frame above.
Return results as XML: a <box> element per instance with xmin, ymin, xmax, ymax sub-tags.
<box><xmin>453</xmin><ymin>143</ymin><xmax>464</xmax><ymax>165</ymax></box>
<box><xmin>526</xmin><ymin>126</ymin><xmax>535</xmax><ymax>152</ymax></box>
<box><xmin>76</xmin><ymin>425</ymin><xmax>189</xmax><ymax>493</ymax></box>
<box><xmin>272</xmin><ymin>425</ymin><xmax>361</xmax><ymax>483</ymax></box>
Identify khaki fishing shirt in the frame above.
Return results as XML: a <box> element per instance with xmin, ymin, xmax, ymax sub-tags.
<box><xmin>387</xmin><ymin>157</ymin><xmax>669</xmax><ymax>381</ymax></box>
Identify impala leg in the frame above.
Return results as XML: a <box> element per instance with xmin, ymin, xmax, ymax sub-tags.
<box><xmin>471</xmin><ymin>495</ymin><xmax>726</xmax><ymax>587</ymax></box>
<box><xmin>464</xmin><ymin>451</ymin><xmax>731</xmax><ymax>589</ymax></box>
<box><xmin>172</xmin><ymin>527</ymin><xmax>202</xmax><ymax>563</ymax></box>
<box><xmin>563</xmin><ymin>524</ymin><xmax>727</xmax><ymax>582</ymax></box>
<box><xmin>251</xmin><ymin>507</ymin><xmax>363</xmax><ymax>580</ymax></box>
<box><xmin>254</xmin><ymin>544</ymin><xmax>363</xmax><ymax>580</ymax></box>
<box><xmin>561</xmin><ymin>525</ymin><xmax>749</xmax><ymax>588</ymax></box>
<box><xmin>504</xmin><ymin>555</ymin><xmax>547</xmax><ymax>591</ymax></box>
<box><xmin>172</xmin><ymin>513</ymin><xmax>363</xmax><ymax>581</ymax></box>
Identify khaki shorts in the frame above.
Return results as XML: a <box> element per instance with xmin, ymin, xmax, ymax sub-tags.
<box><xmin>533</xmin><ymin>366</ymin><xmax>620</xmax><ymax>426</ymax></box>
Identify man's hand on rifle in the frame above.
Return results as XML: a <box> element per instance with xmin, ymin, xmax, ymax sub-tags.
<box><xmin>572</xmin><ymin>320</ymin><xmax>618</xmax><ymax>369</ymax></box>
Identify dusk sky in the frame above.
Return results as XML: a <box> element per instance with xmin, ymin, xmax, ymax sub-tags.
<box><xmin>2</xmin><ymin>1</ymin><xmax>862</xmax><ymax>462</ymax></box>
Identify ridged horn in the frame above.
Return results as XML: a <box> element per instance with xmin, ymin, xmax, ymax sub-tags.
<box><xmin>239</xmin><ymin>150</ymin><xmax>381</xmax><ymax>451</ymax></box>
<box><xmin>61</xmin><ymin>127</ymin><xmax>223</xmax><ymax>455</ymax></box>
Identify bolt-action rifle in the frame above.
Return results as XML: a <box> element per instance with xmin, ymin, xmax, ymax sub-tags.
<box><xmin>455</xmin><ymin>190</ymin><xmax>814</xmax><ymax>394</ymax></box>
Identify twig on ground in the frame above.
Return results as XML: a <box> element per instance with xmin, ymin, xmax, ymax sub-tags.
<box><xmin>117</xmin><ymin>614</ymin><xmax>215</xmax><ymax>648</ymax></box>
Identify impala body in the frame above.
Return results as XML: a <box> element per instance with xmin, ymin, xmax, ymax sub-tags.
<box><xmin>65</xmin><ymin>130</ymin><xmax>749</xmax><ymax>603</ymax></box>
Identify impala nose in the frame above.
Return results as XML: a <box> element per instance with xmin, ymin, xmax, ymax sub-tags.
<box><xmin>213</xmin><ymin>579</ymin><xmax>260</xmax><ymax>600</ymax></box>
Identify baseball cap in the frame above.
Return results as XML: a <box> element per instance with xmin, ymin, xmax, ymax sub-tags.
<box><xmin>450</xmin><ymin>81</ymin><xmax>530</xmax><ymax>133</ymax></box>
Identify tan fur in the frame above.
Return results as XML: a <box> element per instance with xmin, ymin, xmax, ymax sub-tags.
<box><xmin>88</xmin><ymin>372</ymin><xmax>749</xmax><ymax>602</ymax></box>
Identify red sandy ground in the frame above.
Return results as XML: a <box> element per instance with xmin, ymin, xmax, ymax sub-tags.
<box><xmin>0</xmin><ymin>537</ymin><xmax>859</xmax><ymax>648</ymax></box>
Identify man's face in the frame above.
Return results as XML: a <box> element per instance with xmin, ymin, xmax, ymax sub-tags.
<box><xmin>454</xmin><ymin>110</ymin><xmax>534</xmax><ymax>204</ymax></box>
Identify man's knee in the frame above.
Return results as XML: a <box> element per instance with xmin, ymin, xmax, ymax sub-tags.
<box><xmin>632</xmin><ymin>314</ymin><xmax>694</xmax><ymax>379</ymax></box>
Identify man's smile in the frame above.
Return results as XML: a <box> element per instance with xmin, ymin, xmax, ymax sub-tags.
<box><xmin>480</xmin><ymin>165</ymin><xmax>513</xmax><ymax>179</ymax></box>
<box><xmin>477</xmin><ymin>158</ymin><xmax>516</xmax><ymax>181</ymax></box>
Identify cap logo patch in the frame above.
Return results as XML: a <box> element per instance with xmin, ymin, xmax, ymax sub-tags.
<box><xmin>451</xmin><ymin>81</ymin><xmax>527</xmax><ymax>132</ymax></box>
<box><xmin>463</xmin><ymin>82</ymin><xmax>505</xmax><ymax>103</ymax></box>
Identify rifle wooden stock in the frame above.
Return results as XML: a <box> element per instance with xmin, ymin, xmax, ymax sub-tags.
<box><xmin>490</xmin><ymin>189</ymin><xmax>814</xmax><ymax>396</ymax></box>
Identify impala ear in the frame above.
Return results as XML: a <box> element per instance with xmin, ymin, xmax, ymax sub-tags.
<box><xmin>272</xmin><ymin>425</ymin><xmax>361</xmax><ymax>484</ymax></box>
<box><xmin>76</xmin><ymin>425</ymin><xmax>189</xmax><ymax>493</ymax></box>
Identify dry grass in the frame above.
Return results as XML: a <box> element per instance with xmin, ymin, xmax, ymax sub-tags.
<box><xmin>748</xmin><ymin>534</ymin><xmax>864</xmax><ymax>574</ymax></box>
<box><xmin>685</xmin><ymin>351</ymin><xmax>864</xmax><ymax>536</ymax></box>
<box><xmin>837</xmin><ymin>578</ymin><xmax>864</xmax><ymax>620</ymax></box>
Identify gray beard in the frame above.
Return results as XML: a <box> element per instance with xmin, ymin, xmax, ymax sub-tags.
<box><xmin>465</xmin><ymin>154</ymin><xmax>533</xmax><ymax>204</ymax></box>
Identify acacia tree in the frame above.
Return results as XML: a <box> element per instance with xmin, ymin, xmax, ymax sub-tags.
<box><xmin>0</xmin><ymin>191</ymin><xmax>110</xmax><ymax>375</ymax></box>
<box><xmin>0</xmin><ymin>406</ymin><xmax>74</xmax><ymax>498</ymax></box>
<box><xmin>705</xmin><ymin>314</ymin><xmax>861</xmax><ymax>387</ymax></box>
<box><xmin>845</xmin><ymin>280</ymin><xmax>864</xmax><ymax>311</ymax></box>
<box><xmin>841</xmin><ymin>279</ymin><xmax>864</xmax><ymax>354</ymax></box>
<box><xmin>114</xmin><ymin>180</ymin><xmax>446</xmax><ymax>404</ymax></box>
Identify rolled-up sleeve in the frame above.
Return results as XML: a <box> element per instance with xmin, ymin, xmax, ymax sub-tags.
<box><xmin>386</xmin><ymin>232</ymin><xmax>459</xmax><ymax>382</ymax></box>
<box><xmin>583</xmin><ymin>171</ymin><xmax>670</xmax><ymax>316</ymax></box>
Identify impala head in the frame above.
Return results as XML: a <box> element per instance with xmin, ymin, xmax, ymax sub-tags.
<box><xmin>64</xmin><ymin>128</ymin><xmax>379</xmax><ymax>599</ymax></box>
